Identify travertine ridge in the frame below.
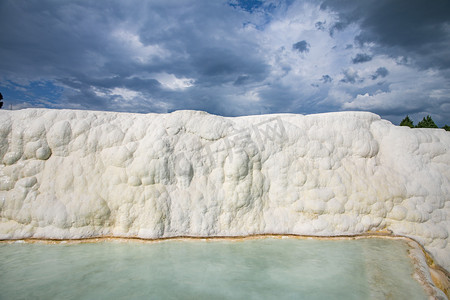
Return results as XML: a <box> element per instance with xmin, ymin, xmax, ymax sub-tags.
<box><xmin>0</xmin><ymin>109</ymin><xmax>449</xmax><ymax>271</ymax></box>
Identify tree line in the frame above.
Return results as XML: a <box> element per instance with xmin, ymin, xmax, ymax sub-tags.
<box><xmin>400</xmin><ymin>115</ymin><xmax>450</xmax><ymax>131</ymax></box>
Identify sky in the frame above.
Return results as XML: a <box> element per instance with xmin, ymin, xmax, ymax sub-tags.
<box><xmin>1</xmin><ymin>0</ymin><xmax>450</xmax><ymax>126</ymax></box>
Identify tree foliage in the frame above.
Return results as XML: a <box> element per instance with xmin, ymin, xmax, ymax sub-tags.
<box><xmin>399</xmin><ymin>115</ymin><xmax>414</xmax><ymax>128</ymax></box>
<box><xmin>399</xmin><ymin>115</ymin><xmax>448</xmax><ymax>131</ymax></box>
<box><xmin>416</xmin><ymin>115</ymin><xmax>438</xmax><ymax>128</ymax></box>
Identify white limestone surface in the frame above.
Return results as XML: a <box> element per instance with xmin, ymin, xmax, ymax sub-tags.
<box><xmin>0</xmin><ymin>109</ymin><xmax>449</xmax><ymax>271</ymax></box>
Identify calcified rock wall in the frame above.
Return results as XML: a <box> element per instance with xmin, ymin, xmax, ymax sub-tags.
<box><xmin>0</xmin><ymin>109</ymin><xmax>449</xmax><ymax>269</ymax></box>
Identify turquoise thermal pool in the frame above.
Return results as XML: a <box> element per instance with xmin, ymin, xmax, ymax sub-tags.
<box><xmin>0</xmin><ymin>237</ymin><xmax>430</xmax><ymax>299</ymax></box>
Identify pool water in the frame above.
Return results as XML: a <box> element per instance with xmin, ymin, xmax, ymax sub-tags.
<box><xmin>0</xmin><ymin>238</ymin><xmax>429</xmax><ymax>299</ymax></box>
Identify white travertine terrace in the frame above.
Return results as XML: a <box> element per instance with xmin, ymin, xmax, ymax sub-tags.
<box><xmin>0</xmin><ymin>109</ymin><xmax>449</xmax><ymax>271</ymax></box>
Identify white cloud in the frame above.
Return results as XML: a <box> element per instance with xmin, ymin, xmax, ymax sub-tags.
<box><xmin>152</xmin><ymin>73</ymin><xmax>194</xmax><ymax>90</ymax></box>
<box><xmin>93</xmin><ymin>86</ymin><xmax>141</xmax><ymax>102</ymax></box>
<box><xmin>112</xmin><ymin>29</ymin><xmax>167</xmax><ymax>63</ymax></box>
<box><xmin>110</xmin><ymin>87</ymin><xmax>140</xmax><ymax>101</ymax></box>
<box><xmin>1</xmin><ymin>0</ymin><xmax>449</xmax><ymax>125</ymax></box>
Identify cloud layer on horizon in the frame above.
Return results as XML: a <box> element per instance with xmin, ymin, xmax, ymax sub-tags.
<box><xmin>1</xmin><ymin>0</ymin><xmax>449</xmax><ymax>126</ymax></box>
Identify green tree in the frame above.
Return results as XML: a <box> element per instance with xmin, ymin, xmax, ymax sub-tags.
<box><xmin>399</xmin><ymin>115</ymin><xmax>414</xmax><ymax>128</ymax></box>
<box><xmin>443</xmin><ymin>125</ymin><xmax>450</xmax><ymax>131</ymax></box>
<box><xmin>416</xmin><ymin>115</ymin><xmax>438</xmax><ymax>128</ymax></box>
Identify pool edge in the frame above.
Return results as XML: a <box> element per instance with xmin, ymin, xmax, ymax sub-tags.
<box><xmin>1</xmin><ymin>233</ymin><xmax>449</xmax><ymax>299</ymax></box>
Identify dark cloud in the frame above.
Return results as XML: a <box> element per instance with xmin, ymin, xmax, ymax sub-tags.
<box><xmin>0</xmin><ymin>0</ymin><xmax>270</xmax><ymax>114</ymax></box>
<box><xmin>371</xmin><ymin>67</ymin><xmax>389</xmax><ymax>80</ymax></box>
<box><xmin>0</xmin><ymin>0</ymin><xmax>449</xmax><ymax>126</ymax></box>
<box><xmin>352</xmin><ymin>53</ymin><xmax>372</xmax><ymax>64</ymax></box>
<box><xmin>192</xmin><ymin>47</ymin><xmax>268</xmax><ymax>85</ymax></box>
<box><xmin>329</xmin><ymin>22</ymin><xmax>347</xmax><ymax>36</ymax></box>
<box><xmin>293</xmin><ymin>40</ymin><xmax>310</xmax><ymax>53</ymax></box>
<box><xmin>94</xmin><ymin>77</ymin><xmax>162</xmax><ymax>91</ymax></box>
<box><xmin>234</xmin><ymin>75</ymin><xmax>250</xmax><ymax>86</ymax></box>
<box><xmin>321</xmin><ymin>0</ymin><xmax>450</xmax><ymax>70</ymax></box>
<box><xmin>321</xmin><ymin>75</ymin><xmax>332</xmax><ymax>83</ymax></box>
<box><xmin>315</xmin><ymin>21</ymin><xmax>326</xmax><ymax>31</ymax></box>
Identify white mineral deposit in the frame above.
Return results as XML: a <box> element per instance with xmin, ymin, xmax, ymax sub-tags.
<box><xmin>0</xmin><ymin>108</ymin><xmax>449</xmax><ymax>273</ymax></box>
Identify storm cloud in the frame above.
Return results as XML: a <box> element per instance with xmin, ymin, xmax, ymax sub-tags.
<box><xmin>321</xmin><ymin>0</ymin><xmax>450</xmax><ymax>70</ymax></box>
<box><xmin>293</xmin><ymin>40</ymin><xmax>310</xmax><ymax>53</ymax></box>
<box><xmin>352</xmin><ymin>53</ymin><xmax>372</xmax><ymax>64</ymax></box>
<box><xmin>322</xmin><ymin>75</ymin><xmax>333</xmax><ymax>83</ymax></box>
<box><xmin>0</xmin><ymin>0</ymin><xmax>449</xmax><ymax>126</ymax></box>
<box><xmin>371</xmin><ymin>67</ymin><xmax>389</xmax><ymax>80</ymax></box>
